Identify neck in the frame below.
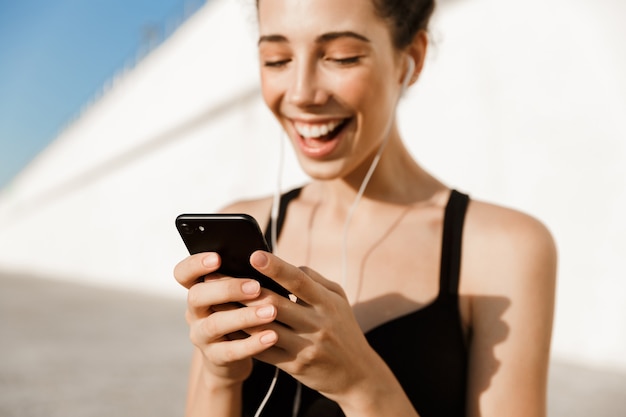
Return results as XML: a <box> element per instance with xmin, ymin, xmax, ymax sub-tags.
<box><xmin>311</xmin><ymin>131</ymin><xmax>442</xmax><ymax>211</ymax></box>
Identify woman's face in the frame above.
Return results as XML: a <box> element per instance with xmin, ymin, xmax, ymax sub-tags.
<box><xmin>257</xmin><ymin>0</ymin><xmax>405</xmax><ymax>180</ymax></box>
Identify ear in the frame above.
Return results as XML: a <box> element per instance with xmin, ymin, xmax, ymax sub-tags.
<box><xmin>404</xmin><ymin>30</ymin><xmax>428</xmax><ymax>87</ymax></box>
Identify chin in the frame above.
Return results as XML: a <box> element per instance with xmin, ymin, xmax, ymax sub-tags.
<box><xmin>294</xmin><ymin>153</ymin><xmax>347</xmax><ymax>181</ymax></box>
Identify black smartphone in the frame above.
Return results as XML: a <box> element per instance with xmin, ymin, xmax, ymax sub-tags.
<box><xmin>175</xmin><ymin>213</ymin><xmax>290</xmax><ymax>297</ymax></box>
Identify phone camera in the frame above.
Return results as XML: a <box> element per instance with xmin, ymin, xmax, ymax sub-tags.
<box><xmin>180</xmin><ymin>223</ymin><xmax>194</xmax><ymax>235</ymax></box>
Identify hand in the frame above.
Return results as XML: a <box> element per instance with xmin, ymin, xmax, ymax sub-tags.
<box><xmin>173</xmin><ymin>252</ymin><xmax>280</xmax><ymax>386</ymax></box>
<box><xmin>246</xmin><ymin>251</ymin><xmax>386</xmax><ymax>402</ymax></box>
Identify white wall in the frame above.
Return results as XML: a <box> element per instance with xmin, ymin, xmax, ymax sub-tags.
<box><xmin>1</xmin><ymin>0</ymin><xmax>624</xmax><ymax>371</ymax></box>
<box><xmin>400</xmin><ymin>0</ymin><xmax>626</xmax><ymax>370</ymax></box>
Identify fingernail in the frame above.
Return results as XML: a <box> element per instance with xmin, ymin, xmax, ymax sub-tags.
<box><xmin>256</xmin><ymin>305</ymin><xmax>275</xmax><ymax>319</ymax></box>
<box><xmin>242</xmin><ymin>280</ymin><xmax>260</xmax><ymax>295</ymax></box>
<box><xmin>260</xmin><ymin>331</ymin><xmax>277</xmax><ymax>345</ymax></box>
<box><xmin>251</xmin><ymin>251</ymin><xmax>268</xmax><ymax>268</ymax></box>
<box><xmin>202</xmin><ymin>253</ymin><xmax>218</xmax><ymax>268</ymax></box>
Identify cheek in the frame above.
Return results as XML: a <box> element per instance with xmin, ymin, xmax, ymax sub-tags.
<box><xmin>260</xmin><ymin>74</ymin><xmax>281</xmax><ymax>113</ymax></box>
<box><xmin>336</xmin><ymin>84</ymin><xmax>366</xmax><ymax>110</ymax></box>
<box><xmin>328</xmin><ymin>70</ymin><xmax>371</xmax><ymax>106</ymax></box>
<box><xmin>332</xmin><ymin>66</ymin><xmax>392</xmax><ymax>112</ymax></box>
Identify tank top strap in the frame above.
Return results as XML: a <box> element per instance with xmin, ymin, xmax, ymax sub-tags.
<box><xmin>438</xmin><ymin>189</ymin><xmax>470</xmax><ymax>300</ymax></box>
<box><xmin>264</xmin><ymin>187</ymin><xmax>303</xmax><ymax>252</ymax></box>
<box><xmin>265</xmin><ymin>188</ymin><xmax>470</xmax><ymax>299</ymax></box>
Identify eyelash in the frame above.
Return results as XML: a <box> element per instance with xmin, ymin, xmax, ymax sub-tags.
<box><xmin>329</xmin><ymin>56</ymin><xmax>361</xmax><ymax>65</ymax></box>
<box><xmin>262</xmin><ymin>56</ymin><xmax>362</xmax><ymax>68</ymax></box>
<box><xmin>264</xmin><ymin>59</ymin><xmax>291</xmax><ymax>68</ymax></box>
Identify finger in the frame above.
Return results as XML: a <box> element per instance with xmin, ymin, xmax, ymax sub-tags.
<box><xmin>250</xmin><ymin>251</ymin><xmax>322</xmax><ymax>305</ymax></box>
<box><xmin>299</xmin><ymin>266</ymin><xmax>346</xmax><ymax>299</ymax></box>
<box><xmin>174</xmin><ymin>252</ymin><xmax>222</xmax><ymax>289</ymax></box>
<box><xmin>253</xmin><ymin>324</ymin><xmax>308</xmax><ymax>367</ymax></box>
<box><xmin>206</xmin><ymin>330</ymin><xmax>279</xmax><ymax>366</ymax></box>
<box><xmin>187</xmin><ymin>278</ymin><xmax>262</xmax><ymax>319</ymax></box>
<box><xmin>190</xmin><ymin>304</ymin><xmax>278</xmax><ymax>347</ymax></box>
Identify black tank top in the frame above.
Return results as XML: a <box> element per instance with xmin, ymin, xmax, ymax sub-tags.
<box><xmin>243</xmin><ymin>188</ymin><xmax>470</xmax><ymax>417</ymax></box>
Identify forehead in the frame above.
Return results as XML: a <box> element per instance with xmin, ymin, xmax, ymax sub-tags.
<box><xmin>258</xmin><ymin>0</ymin><xmax>390</xmax><ymax>43</ymax></box>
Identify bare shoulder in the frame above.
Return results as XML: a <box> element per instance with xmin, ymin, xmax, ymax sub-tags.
<box><xmin>219</xmin><ymin>195</ymin><xmax>274</xmax><ymax>230</ymax></box>
<box><xmin>461</xmin><ymin>200</ymin><xmax>557</xmax><ymax>415</ymax></box>
<box><xmin>462</xmin><ymin>198</ymin><xmax>557</xmax><ymax>295</ymax></box>
<box><xmin>464</xmin><ymin>199</ymin><xmax>556</xmax><ymax>252</ymax></box>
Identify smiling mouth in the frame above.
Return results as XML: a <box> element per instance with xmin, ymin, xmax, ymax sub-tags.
<box><xmin>293</xmin><ymin>118</ymin><xmax>351</xmax><ymax>142</ymax></box>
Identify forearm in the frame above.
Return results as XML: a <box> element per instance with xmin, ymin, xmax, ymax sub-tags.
<box><xmin>185</xmin><ymin>348</ymin><xmax>243</xmax><ymax>417</ymax></box>
<box><xmin>335</xmin><ymin>361</ymin><xmax>420</xmax><ymax>417</ymax></box>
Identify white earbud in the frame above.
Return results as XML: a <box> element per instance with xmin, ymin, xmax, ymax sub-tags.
<box><xmin>401</xmin><ymin>56</ymin><xmax>416</xmax><ymax>96</ymax></box>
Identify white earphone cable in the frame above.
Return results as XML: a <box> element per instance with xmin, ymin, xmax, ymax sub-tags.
<box><xmin>341</xmin><ymin>56</ymin><xmax>415</xmax><ymax>290</ymax></box>
<box><xmin>253</xmin><ymin>366</ymin><xmax>280</xmax><ymax>417</ymax></box>
<box><xmin>340</xmin><ymin>133</ymin><xmax>389</xmax><ymax>290</ymax></box>
<box><xmin>257</xmin><ymin>129</ymin><xmax>304</xmax><ymax>417</ymax></box>
<box><xmin>271</xmin><ymin>129</ymin><xmax>285</xmax><ymax>252</ymax></box>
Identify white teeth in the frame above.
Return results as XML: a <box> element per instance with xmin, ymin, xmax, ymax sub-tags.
<box><xmin>294</xmin><ymin>120</ymin><xmax>343</xmax><ymax>139</ymax></box>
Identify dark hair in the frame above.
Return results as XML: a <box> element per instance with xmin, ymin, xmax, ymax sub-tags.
<box><xmin>256</xmin><ymin>0</ymin><xmax>435</xmax><ymax>50</ymax></box>
<box><xmin>372</xmin><ymin>0</ymin><xmax>436</xmax><ymax>49</ymax></box>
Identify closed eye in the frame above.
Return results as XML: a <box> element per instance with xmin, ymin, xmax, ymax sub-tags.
<box><xmin>264</xmin><ymin>59</ymin><xmax>291</xmax><ymax>68</ymax></box>
<box><xmin>329</xmin><ymin>56</ymin><xmax>362</xmax><ymax>66</ymax></box>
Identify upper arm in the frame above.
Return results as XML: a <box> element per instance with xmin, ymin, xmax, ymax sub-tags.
<box><xmin>462</xmin><ymin>202</ymin><xmax>557</xmax><ymax>417</ymax></box>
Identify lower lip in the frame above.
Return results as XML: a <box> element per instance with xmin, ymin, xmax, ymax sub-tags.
<box><xmin>293</xmin><ymin>121</ymin><xmax>348</xmax><ymax>159</ymax></box>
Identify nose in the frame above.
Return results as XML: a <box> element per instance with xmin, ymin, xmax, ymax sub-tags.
<box><xmin>286</xmin><ymin>60</ymin><xmax>329</xmax><ymax>107</ymax></box>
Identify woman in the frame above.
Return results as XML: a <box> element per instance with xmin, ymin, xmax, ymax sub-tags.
<box><xmin>174</xmin><ymin>0</ymin><xmax>557</xmax><ymax>416</ymax></box>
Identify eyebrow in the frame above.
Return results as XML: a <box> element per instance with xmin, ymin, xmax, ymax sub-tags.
<box><xmin>258</xmin><ymin>31</ymin><xmax>371</xmax><ymax>45</ymax></box>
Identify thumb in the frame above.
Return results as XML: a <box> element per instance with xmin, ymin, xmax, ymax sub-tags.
<box><xmin>298</xmin><ymin>266</ymin><xmax>347</xmax><ymax>299</ymax></box>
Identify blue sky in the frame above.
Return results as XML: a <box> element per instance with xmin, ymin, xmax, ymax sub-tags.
<box><xmin>0</xmin><ymin>0</ymin><xmax>205</xmax><ymax>191</ymax></box>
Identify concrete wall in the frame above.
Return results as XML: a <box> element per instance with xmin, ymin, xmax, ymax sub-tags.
<box><xmin>1</xmin><ymin>0</ymin><xmax>624</xmax><ymax>371</ymax></box>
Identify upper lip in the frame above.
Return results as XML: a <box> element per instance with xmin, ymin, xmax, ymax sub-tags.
<box><xmin>288</xmin><ymin>116</ymin><xmax>350</xmax><ymax>124</ymax></box>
